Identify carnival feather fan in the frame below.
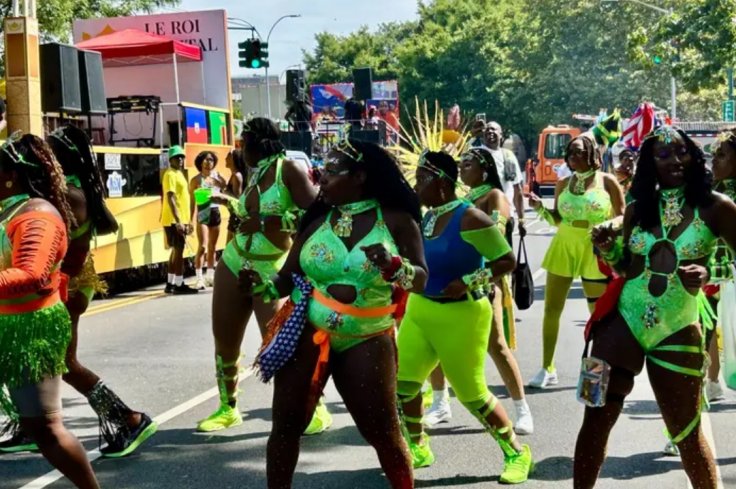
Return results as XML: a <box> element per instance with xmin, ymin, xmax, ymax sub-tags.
<box><xmin>389</xmin><ymin>98</ymin><xmax>471</xmax><ymax>182</ymax></box>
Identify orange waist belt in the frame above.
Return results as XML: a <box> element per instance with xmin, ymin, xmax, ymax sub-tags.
<box><xmin>0</xmin><ymin>291</ymin><xmax>62</xmax><ymax>314</ymax></box>
<box><xmin>309</xmin><ymin>289</ymin><xmax>397</xmax><ymax>398</ymax></box>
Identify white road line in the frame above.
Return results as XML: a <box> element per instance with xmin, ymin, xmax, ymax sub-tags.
<box><xmin>18</xmin><ymin>369</ymin><xmax>255</xmax><ymax>489</ymax></box>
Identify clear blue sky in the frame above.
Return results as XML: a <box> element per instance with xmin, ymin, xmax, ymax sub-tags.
<box><xmin>168</xmin><ymin>0</ymin><xmax>421</xmax><ymax>79</ymax></box>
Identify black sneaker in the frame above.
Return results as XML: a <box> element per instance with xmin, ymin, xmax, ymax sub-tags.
<box><xmin>0</xmin><ymin>428</ymin><xmax>38</xmax><ymax>454</ymax></box>
<box><xmin>100</xmin><ymin>413</ymin><xmax>158</xmax><ymax>458</ymax></box>
<box><xmin>164</xmin><ymin>283</ymin><xmax>174</xmax><ymax>294</ymax></box>
<box><xmin>173</xmin><ymin>283</ymin><xmax>198</xmax><ymax>295</ymax></box>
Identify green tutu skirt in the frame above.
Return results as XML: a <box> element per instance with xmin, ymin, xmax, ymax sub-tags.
<box><xmin>542</xmin><ymin>223</ymin><xmax>605</xmax><ymax>280</ymax></box>
<box><xmin>0</xmin><ymin>302</ymin><xmax>71</xmax><ymax>389</ymax></box>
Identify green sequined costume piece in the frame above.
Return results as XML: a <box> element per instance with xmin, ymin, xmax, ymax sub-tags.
<box><xmin>0</xmin><ymin>302</ymin><xmax>71</xmax><ymax>389</ymax></box>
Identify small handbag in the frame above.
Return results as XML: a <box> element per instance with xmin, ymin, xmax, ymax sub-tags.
<box><xmin>576</xmin><ymin>341</ymin><xmax>611</xmax><ymax>408</ymax></box>
<box><xmin>512</xmin><ymin>237</ymin><xmax>534</xmax><ymax>310</ymax></box>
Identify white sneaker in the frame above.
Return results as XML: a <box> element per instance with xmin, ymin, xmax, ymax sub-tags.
<box><xmin>205</xmin><ymin>276</ymin><xmax>215</xmax><ymax>287</ymax></box>
<box><xmin>706</xmin><ymin>380</ymin><xmax>725</xmax><ymax>402</ymax></box>
<box><xmin>423</xmin><ymin>398</ymin><xmax>452</xmax><ymax>428</ymax></box>
<box><xmin>663</xmin><ymin>440</ymin><xmax>680</xmax><ymax>457</ymax></box>
<box><xmin>513</xmin><ymin>401</ymin><xmax>534</xmax><ymax>435</ymax></box>
<box><xmin>195</xmin><ymin>278</ymin><xmax>206</xmax><ymax>290</ymax></box>
<box><xmin>528</xmin><ymin>368</ymin><xmax>558</xmax><ymax>389</ymax></box>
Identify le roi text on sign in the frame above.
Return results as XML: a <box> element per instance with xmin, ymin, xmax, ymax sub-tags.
<box><xmin>144</xmin><ymin>19</ymin><xmax>218</xmax><ymax>52</ymax></box>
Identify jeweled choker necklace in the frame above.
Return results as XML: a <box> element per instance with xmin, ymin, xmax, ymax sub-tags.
<box><xmin>660</xmin><ymin>186</ymin><xmax>685</xmax><ymax>228</ymax></box>
<box><xmin>333</xmin><ymin>199</ymin><xmax>379</xmax><ymax>238</ymax></box>
<box><xmin>422</xmin><ymin>199</ymin><xmax>463</xmax><ymax>237</ymax></box>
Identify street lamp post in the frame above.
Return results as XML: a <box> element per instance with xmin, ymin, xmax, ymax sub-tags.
<box><xmin>603</xmin><ymin>0</ymin><xmax>677</xmax><ymax>119</ymax></box>
<box><xmin>265</xmin><ymin>14</ymin><xmax>301</xmax><ymax>119</ymax></box>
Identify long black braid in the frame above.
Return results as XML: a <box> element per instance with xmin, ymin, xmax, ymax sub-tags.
<box><xmin>299</xmin><ymin>139</ymin><xmax>421</xmax><ymax>234</ymax></box>
<box><xmin>630</xmin><ymin>127</ymin><xmax>713</xmax><ymax>230</ymax></box>
<box><xmin>242</xmin><ymin>117</ymin><xmax>286</xmax><ymax>161</ymax></box>
<box><xmin>47</xmin><ymin>125</ymin><xmax>118</xmax><ymax>236</ymax></box>
<box><xmin>0</xmin><ymin>134</ymin><xmax>76</xmax><ymax>230</ymax></box>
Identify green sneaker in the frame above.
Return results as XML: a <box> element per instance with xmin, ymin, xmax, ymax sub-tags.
<box><xmin>304</xmin><ymin>400</ymin><xmax>332</xmax><ymax>435</ymax></box>
<box><xmin>196</xmin><ymin>404</ymin><xmax>242</xmax><ymax>432</ymax></box>
<box><xmin>409</xmin><ymin>435</ymin><xmax>435</xmax><ymax>469</ymax></box>
<box><xmin>499</xmin><ymin>444</ymin><xmax>533</xmax><ymax>484</ymax></box>
<box><xmin>101</xmin><ymin>414</ymin><xmax>158</xmax><ymax>458</ymax></box>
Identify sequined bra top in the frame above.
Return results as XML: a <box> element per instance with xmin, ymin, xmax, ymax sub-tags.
<box><xmin>238</xmin><ymin>157</ymin><xmax>295</xmax><ymax>219</ymax></box>
<box><xmin>628</xmin><ymin>209</ymin><xmax>717</xmax><ymax>262</ymax></box>
<box><xmin>300</xmin><ymin>206</ymin><xmax>398</xmax><ymax>298</ymax></box>
<box><xmin>557</xmin><ymin>172</ymin><xmax>612</xmax><ymax>226</ymax></box>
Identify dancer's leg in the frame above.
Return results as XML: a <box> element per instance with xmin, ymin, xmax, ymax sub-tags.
<box><xmin>333</xmin><ymin>334</ymin><xmax>413</xmax><ymax>489</ymax></box>
<box><xmin>488</xmin><ymin>285</ymin><xmax>525</xmax><ymax>400</ymax></box>
<box><xmin>267</xmin><ymin>325</ymin><xmax>324</xmax><ymax>489</ymax></box>
<box><xmin>573</xmin><ymin>313</ymin><xmax>644</xmax><ymax>489</ymax></box>
<box><xmin>542</xmin><ymin>273</ymin><xmax>574</xmax><ymax>370</ymax></box>
<box><xmin>648</xmin><ymin>325</ymin><xmax>717</xmax><ymax>488</ymax></box>
<box><xmin>581</xmin><ymin>278</ymin><xmax>608</xmax><ymax>315</ymax></box>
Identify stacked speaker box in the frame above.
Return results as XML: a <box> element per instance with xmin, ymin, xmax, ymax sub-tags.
<box><xmin>77</xmin><ymin>50</ymin><xmax>107</xmax><ymax>115</ymax></box>
<box><xmin>40</xmin><ymin>43</ymin><xmax>82</xmax><ymax>113</ymax></box>
<box><xmin>352</xmin><ymin>67</ymin><xmax>373</xmax><ymax>101</ymax></box>
<box><xmin>286</xmin><ymin>69</ymin><xmax>306</xmax><ymax>103</ymax></box>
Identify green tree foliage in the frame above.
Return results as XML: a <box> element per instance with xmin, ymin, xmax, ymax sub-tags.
<box><xmin>628</xmin><ymin>0</ymin><xmax>736</xmax><ymax>92</ymax></box>
<box><xmin>303</xmin><ymin>0</ymin><xmax>732</xmax><ymax>146</ymax></box>
<box><xmin>0</xmin><ymin>0</ymin><xmax>179</xmax><ymax>41</ymax></box>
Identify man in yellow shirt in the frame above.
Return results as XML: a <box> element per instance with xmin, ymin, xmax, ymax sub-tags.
<box><xmin>162</xmin><ymin>145</ymin><xmax>197</xmax><ymax>294</ymax></box>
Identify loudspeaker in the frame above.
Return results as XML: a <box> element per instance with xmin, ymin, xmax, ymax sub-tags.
<box><xmin>352</xmin><ymin>67</ymin><xmax>373</xmax><ymax>101</ymax></box>
<box><xmin>350</xmin><ymin>130</ymin><xmax>380</xmax><ymax>145</ymax></box>
<box><xmin>286</xmin><ymin>69</ymin><xmax>306</xmax><ymax>103</ymax></box>
<box><xmin>280</xmin><ymin>131</ymin><xmax>312</xmax><ymax>157</ymax></box>
<box><xmin>40</xmin><ymin>43</ymin><xmax>82</xmax><ymax>113</ymax></box>
<box><xmin>78</xmin><ymin>50</ymin><xmax>107</xmax><ymax>115</ymax></box>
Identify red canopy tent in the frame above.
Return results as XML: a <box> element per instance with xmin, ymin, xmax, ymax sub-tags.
<box><xmin>76</xmin><ymin>29</ymin><xmax>203</xmax><ymax>103</ymax></box>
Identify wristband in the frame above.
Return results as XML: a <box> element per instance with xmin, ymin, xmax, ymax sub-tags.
<box><xmin>386</xmin><ymin>257</ymin><xmax>415</xmax><ymax>290</ymax></box>
<box><xmin>381</xmin><ymin>256</ymin><xmax>403</xmax><ymax>281</ymax></box>
<box><xmin>462</xmin><ymin>267</ymin><xmax>494</xmax><ymax>296</ymax></box>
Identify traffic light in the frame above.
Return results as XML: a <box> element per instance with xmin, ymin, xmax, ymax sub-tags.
<box><xmin>652</xmin><ymin>54</ymin><xmax>662</xmax><ymax>65</ymax></box>
<box><xmin>238</xmin><ymin>39</ymin><xmax>269</xmax><ymax>69</ymax></box>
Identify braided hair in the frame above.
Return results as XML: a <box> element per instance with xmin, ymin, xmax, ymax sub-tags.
<box><xmin>299</xmin><ymin>139</ymin><xmax>421</xmax><ymax>233</ymax></box>
<box><xmin>0</xmin><ymin>134</ymin><xmax>75</xmax><ymax>230</ymax></box>
<box><xmin>47</xmin><ymin>125</ymin><xmax>118</xmax><ymax>235</ymax></box>
<box><xmin>463</xmin><ymin>147</ymin><xmax>503</xmax><ymax>190</ymax></box>
<box><xmin>630</xmin><ymin>127</ymin><xmax>713</xmax><ymax>230</ymax></box>
<box><xmin>564</xmin><ymin>134</ymin><xmax>601</xmax><ymax>170</ymax></box>
<box><xmin>241</xmin><ymin>117</ymin><xmax>286</xmax><ymax>162</ymax></box>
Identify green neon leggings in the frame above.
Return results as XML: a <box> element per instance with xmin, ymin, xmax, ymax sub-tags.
<box><xmin>397</xmin><ymin>293</ymin><xmax>493</xmax><ymax>405</ymax></box>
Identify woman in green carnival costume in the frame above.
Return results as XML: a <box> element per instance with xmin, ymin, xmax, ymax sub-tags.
<box><xmin>422</xmin><ymin>147</ymin><xmax>534</xmax><ymax>434</ymax></box>
<box><xmin>197</xmin><ymin>118</ymin><xmax>320</xmax><ymax>434</ymax></box>
<box><xmin>0</xmin><ymin>133</ymin><xmax>99</xmax><ymax>488</ymax></box>
<box><xmin>702</xmin><ymin>129</ymin><xmax>736</xmax><ymax>400</ymax></box>
<box><xmin>1</xmin><ymin>126</ymin><xmax>156</xmax><ymax>458</ymax></box>
<box><xmin>241</xmin><ymin>139</ymin><xmax>427</xmax><ymax>488</ymax></box>
<box><xmin>396</xmin><ymin>151</ymin><xmax>532</xmax><ymax>483</ymax></box>
<box><xmin>575</xmin><ymin>126</ymin><xmax>736</xmax><ymax>488</ymax></box>
<box><xmin>527</xmin><ymin>134</ymin><xmax>625</xmax><ymax>388</ymax></box>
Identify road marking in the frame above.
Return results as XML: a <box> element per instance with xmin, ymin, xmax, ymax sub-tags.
<box><xmin>82</xmin><ymin>291</ymin><xmax>166</xmax><ymax>318</ymax></box>
<box><xmin>18</xmin><ymin>368</ymin><xmax>255</xmax><ymax>489</ymax></box>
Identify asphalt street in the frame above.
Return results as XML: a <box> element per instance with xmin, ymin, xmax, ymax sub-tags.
<box><xmin>2</xmin><ymin>213</ymin><xmax>735</xmax><ymax>489</ymax></box>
